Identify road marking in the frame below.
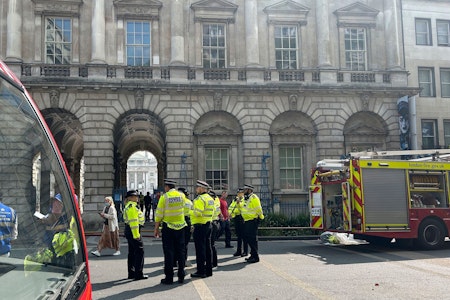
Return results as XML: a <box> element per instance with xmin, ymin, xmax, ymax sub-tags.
<box><xmin>192</xmin><ymin>279</ymin><xmax>216</xmax><ymax>300</ymax></box>
<box><xmin>260</xmin><ymin>259</ymin><xmax>333</xmax><ymax>300</ymax></box>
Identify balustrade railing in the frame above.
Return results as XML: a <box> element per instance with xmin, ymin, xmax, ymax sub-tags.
<box><xmin>16</xmin><ymin>63</ymin><xmax>403</xmax><ymax>87</ymax></box>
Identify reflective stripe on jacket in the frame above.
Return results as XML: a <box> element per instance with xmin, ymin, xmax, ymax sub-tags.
<box><xmin>241</xmin><ymin>193</ymin><xmax>265</xmax><ymax>222</ymax></box>
<box><xmin>190</xmin><ymin>193</ymin><xmax>215</xmax><ymax>225</ymax></box>
<box><xmin>155</xmin><ymin>189</ymin><xmax>187</xmax><ymax>230</ymax></box>
<box><xmin>183</xmin><ymin>194</ymin><xmax>193</xmax><ymax>217</ymax></box>
<box><xmin>124</xmin><ymin>201</ymin><xmax>144</xmax><ymax>239</ymax></box>
<box><xmin>213</xmin><ymin>196</ymin><xmax>221</xmax><ymax>220</ymax></box>
<box><xmin>228</xmin><ymin>195</ymin><xmax>243</xmax><ymax>218</ymax></box>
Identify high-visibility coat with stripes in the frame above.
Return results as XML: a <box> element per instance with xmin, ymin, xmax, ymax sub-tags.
<box><xmin>241</xmin><ymin>193</ymin><xmax>265</xmax><ymax>222</ymax></box>
<box><xmin>124</xmin><ymin>201</ymin><xmax>144</xmax><ymax>239</ymax></box>
<box><xmin>190</xmin><ymin>193</ymin><xmax>215</xmax><ymax>225</ymax></box>
<box><xmin>155</xmin><ymin>189</ymin><xmax>187</xmax><ymax>230</ymax></box>
<box><xmin>213</xmin><ymin>196</ymin><xmax>221</xmax><ymax>221</ymax></box>
<box><xmin>228</xmin><ymin>195</ymin><xmax>244</xmax><ymax>218</ymax></box>
<box><xmin>182</xmin><ymin>194</ymin><xmax>193</xmax><ymax>217</ymax></box>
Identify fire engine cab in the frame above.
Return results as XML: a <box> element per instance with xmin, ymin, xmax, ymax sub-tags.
<box><xmin>310</xmin><ymin>149</ymin><xmax>450</xmax><ymax>249</ymax></box>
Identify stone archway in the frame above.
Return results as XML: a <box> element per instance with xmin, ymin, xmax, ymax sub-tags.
<box><xmin>113</xmin><ymin>110</ymin><xmax>166</xmax><ymax>191</ymax></box>
<box><xmin>343</xmin><ymin>111</ymin><xmax>388</xmax><ymax>153</ymax></box>
<box><xmin>41</xmin><ymin>108</ymin><xmax>84</xmax><ymax>198</ymax></box>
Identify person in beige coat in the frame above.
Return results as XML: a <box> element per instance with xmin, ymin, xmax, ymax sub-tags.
<box><xmin>92</xmin><ymin>196</ymin><xmax>120</xmax><ymax>256</ymax></box>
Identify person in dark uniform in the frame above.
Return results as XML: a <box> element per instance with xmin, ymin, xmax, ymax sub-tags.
<box><xmin>123</xmin><ymin>190</ymin><xmax>147</xmax><ymax>280</ymax></box>
<box><xmin>229</xmin><ymin>188</ymin><xmax>248</xmax><ymax>257</ymax></box>
<box><xmin>190</xmin><ymin>180</ymin><xmax>215</xmax><ymax>278</ymax></box>
<box><xmin>144</xmin><ymin>192</ymin><xmax>152</xmax><ymax>221</ymax></box>
<box><xmin>154</xmin><ymin>179</ymin><xmax>187</xmax><ymax>284</ymax></box>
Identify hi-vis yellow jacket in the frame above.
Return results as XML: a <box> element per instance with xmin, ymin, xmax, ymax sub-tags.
<box><xmin>182</xmin><ymin>193</ymin><xmax>193</xmax><ymax>218</ymax></box>
<box><xmin>190</xmin><ymin>193</ymin><xmax>215</xmax><ymax>225</ymax></box>
<box><xmin>228</xmin><ymin>195</ymin><xmax>244</xmax><ymax>218</ymax></box>
<box><xmin>155</xmin><ymin>189</ymin><xmax>187</xmax><ymax>230</ymax></box>
<box><xmin>124</xmin><ymin>201</ymin><xmax>144</xmax><ymax>239</ymax></box>
<box><xmin>241</xmin><ymin>193</ymin><xmax>265</xmax><ymax>222</ymax></box>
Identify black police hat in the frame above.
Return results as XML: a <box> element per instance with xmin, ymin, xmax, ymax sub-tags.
<box><xmin>126</xmin><ymin>190</ymin><xmax>138</xmax><ymax>197</ymax></box>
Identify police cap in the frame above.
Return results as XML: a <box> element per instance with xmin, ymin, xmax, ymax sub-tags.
<box><xmin>244</xmin><ymin>184</ymin><xmax>255</xmax><ymax>190</ymax></box>
<box><xmin>196</xmin><ymin>180</ymin><xmax>210</xmax><ymax>189</ymax></box>
<box><xmin>164</xmin><ymin>179</ymin><xmax>177</xmax><ymax>186</ymax></box>
<box><xmin>126</xmin><ymin>190</ymin><xmax>138</xmax><ymax>197</ymax></box>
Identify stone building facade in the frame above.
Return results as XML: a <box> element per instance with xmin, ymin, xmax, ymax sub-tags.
<box><xmin>0</xmin><ymin>0</ymin><xmax>419</xmax><ymax>229</ymax></box>
<box><xmin>402</xmin><ymin>0</ymin><xmax>450</xmax><ymax>150</ymax></box>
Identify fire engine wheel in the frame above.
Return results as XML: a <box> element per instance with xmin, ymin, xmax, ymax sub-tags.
<box><xmin>417</xmin><ymin>219</ymin><xmax>445</xmax><ymax>250</ymax></box>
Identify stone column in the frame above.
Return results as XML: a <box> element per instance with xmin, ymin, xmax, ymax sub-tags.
<box><xmin>6</xmin><ymin>0</ymin><xmax>22</xmax><ymax>61</ymax></box>
<box><xmin>91</xmin><ymin>0</ymin><xmax>106</xmax><ymax>63</ymax></box>
<box><xmin>315</xmin><ymin>0</ymin><xmax>332</xmax><ymax>68</ymax></box>
<box><xmin>245</xmin><ymin>0</ymin><xmax>260</xmax><ymax>66</ymax></box>
<box><xmin>170</xmin><ymin>0</ymin><xmax>185</xmax><ymax>65</ymax></box>
<box><xmin>384</xmin><ymin>0</ymin><xmax>403</xmax><ymax>70</ymax></box>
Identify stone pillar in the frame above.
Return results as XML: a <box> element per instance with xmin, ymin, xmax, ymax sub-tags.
<box><xmin>384</xmin><ymin>0</ymin><xmax>403</xmax><ymax>70</ymax></box>
<box><xmin>6</xmin><ymin>0</ymin><xmax>22</xmax><ymax>61</ymax></box>
<box><xmin>245</xmin><ymin>0</ymin><xmax>260</xmax><ymax>66</ymax></box>
<box><xmin>91</xmin><ymin>0</ymin><xmax>106</xmax><ymax>63</ymax></box>
<box><xmin>315</xmin><ymin>0</ymin><xmax>332</xmax><ymax>68</ymax></box>
<box><xmin>170</xmin><ymin>0</ymin><xmax>185</xmax><ymax>65</ymax></box>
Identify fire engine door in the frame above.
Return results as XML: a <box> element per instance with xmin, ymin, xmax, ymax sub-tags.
<box><xmin>309</xmin><ymin>184</ymin><xmax>323</xmax><ymax>229</ymax></box>
<box><xmin>341</xmin><ymin>182</ymin><xmax>352</xmax><ymax>231</ymax></box>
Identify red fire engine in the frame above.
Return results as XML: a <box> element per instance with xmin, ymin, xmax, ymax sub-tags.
<box><xmin>310</xmin><ymin>150</ymin><xmax>450</xmax><ymax>249</ymax></box>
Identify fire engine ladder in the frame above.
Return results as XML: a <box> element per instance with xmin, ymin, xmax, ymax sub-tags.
<box><xmin>350</xmin><ymin>149</ymin><xmax>450</xmax><ymax>160</ymax></box>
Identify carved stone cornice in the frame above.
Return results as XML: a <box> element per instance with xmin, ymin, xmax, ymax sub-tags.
<box><xmin>191</xmin><ymin>0</ymin><xmax>238</xmax><ymax>24</ymax></box>
<box><xmin>32</xmin><ymin>0</ymin><xmax>83</xmax><ymax>17</ymax></box>
<box><xmin>334</xmin><ymin>2</ymin><xmax>379</xmax><ymax>28</ymax></box>
<box><xmin>113</xmin><ymin>0</ymin><xmax>162</xmax><ymax>20</ymax></box>
<box><xmin>264</xmin><ymin>0</ymin><xmax>310</xmax><ymax>26</ymax></box>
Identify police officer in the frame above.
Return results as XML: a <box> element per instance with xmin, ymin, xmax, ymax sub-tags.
<box><xmin>229</xmin><ymin>187</ymin><xmax>248</xmax><ymax>257</ymax></box>
<box><xmin>178</xmin><ymin>187</ymin><xmax>193</xmax><ymax>266</ymax></box>
<box><xmin>123</xmin><ymin>190</ymin><xmax>147</xmax><ymax>280</ymax></box>
<box><xmin>190</xmin><ymin>180</ymin><xmax>215</xmax><ymax>278</ymax></box>
<box><xmin>154</xmin><ymin>179</ymin><xmax>187</xmax><ymax>284</ymax></box>
<box><xmin>0</xmin><ymin>193</ymin><xmax>18</xmax><ymax>257</ymax></box>
<box><xmin>241</xmin><ymin>184</ymin><xmax>264</xmax><ymax>263</ymax></box>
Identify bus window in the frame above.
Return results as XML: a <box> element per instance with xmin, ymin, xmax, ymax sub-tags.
<box><xmin>0</xmin><ymin>61</ymin><xmax>91</xmax><ymax>299</ymax></box>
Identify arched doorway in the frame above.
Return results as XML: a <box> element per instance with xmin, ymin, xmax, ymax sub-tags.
<box><xmin>41</xmin><ymin>108</ymin><xmax>84</xmax><ymax>204</ymax></box>
<box><xmin>343</xmin><ymin>111</ymin><xmax>388</xmax><ymax>153</ymax></box>
<box><xmin>127</xmin><ymin>150</ymin><xmax>158</xmax><ymax>193</ymax></box>
<box><xmin>113</xmin><ymin>110</ymin><xmax>166</xmax><ymax>197</ymax></box>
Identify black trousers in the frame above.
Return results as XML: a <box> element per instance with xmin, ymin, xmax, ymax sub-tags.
<box><xmin>211</xmin><ymin>220</ymin><xmax>220</xmax><ymax>267</ymax></box>
<box><xmin>144</xmin><ymin>204</ymin><xmax>151</xmax><ymax>220</ymax></box>
<box><xmin>162</xmin><ymin>223</ymin><xmax>185</xmax><ymax>280</ymax></box>
<box><xmin>124</xmin><ymin>225</ymin><xmax>144</xmax><ymax>279</ymax></box>
<box><xmin>217</xmin><ymin>219</ymin><xmax>232</xmax><ymax>246</ymax></box>
<box><xmin>243</xmin><ymin>219</ymin><xmax>259</xmax><ymax>259</ymax></box>
<box><xmin>193</xmin><ymin>222</ymin><xmax>212</xmax><ymax>276</ymax></box>
<box><xmin>234</xmin><ymin>215</ymin><xmax>248</xmax><ymax>253</ymax></box>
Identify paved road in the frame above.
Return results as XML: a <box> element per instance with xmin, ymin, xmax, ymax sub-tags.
<box><xmin>88</xmin><ymin>236</ymin><xmax>450</xmax><ymax>300</ymax></box>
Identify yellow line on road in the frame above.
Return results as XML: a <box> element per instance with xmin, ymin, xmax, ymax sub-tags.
<box><xmin>192</xmin><ymin>279</ymin><xmax>216</xmax><ymax>300</ymax></box>
<box><xmin>260</xmin><ymin>259</ymin><xmax>333</xmax><ymax>300</ymax></box>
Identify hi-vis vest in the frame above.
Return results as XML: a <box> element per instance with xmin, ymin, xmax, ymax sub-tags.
<box><xmin>124</xmin><ymin>201</ymin><xmax>145</xmax><ymax>239</ymax></box>
<box><xmin>241</xmin><ymin>193</ymin><xmax>265</xmax><ymax>222</ymax></box>
<box><xmin>213</xmin><ymin>196</ymin><xmax>221</xmax><ymax>221</ymax></box>
<box><xmin>228</xmin><ymin>195</ymin><xmax>243</xmax><ymax>218</ymax></box>
<box><xmin>155</xmin><ymin>189</ymin><xmax>187</xmax><ymax>230</ymax></box>
<box><xmin>191</xmin><ymin>193</ymin><xmax>215</xmax><ymax>225</ymax></box>
<box><xmin>182</xmin><ymin>194</ymin><xmax>193</xmax><ymax>217</ymax></box>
